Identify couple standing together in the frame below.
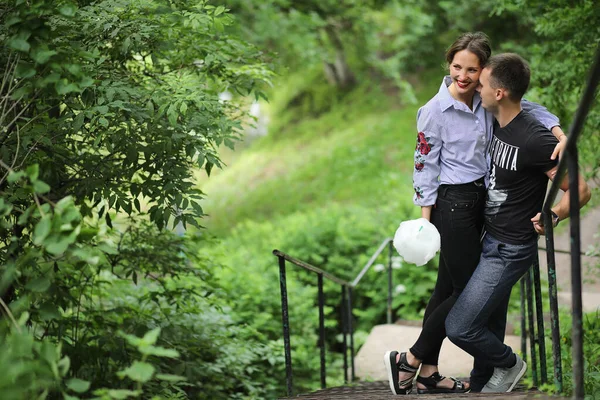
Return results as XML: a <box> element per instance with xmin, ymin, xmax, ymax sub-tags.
<box><xmin>385</xmin><ymin>32</ymin><xmax>592</xmax><ymax>394</ymax></box>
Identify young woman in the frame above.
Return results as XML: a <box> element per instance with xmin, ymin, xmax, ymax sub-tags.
<box><xmin>384</xmin><ymin>32</ymin><xmax>566</xmax><ymax>395</ymax></box>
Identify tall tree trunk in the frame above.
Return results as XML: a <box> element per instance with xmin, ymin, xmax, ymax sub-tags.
<box><xmin>323</xmin><ymin>25</ymin><xmax>356</xmax><ymax>88</ymax></box>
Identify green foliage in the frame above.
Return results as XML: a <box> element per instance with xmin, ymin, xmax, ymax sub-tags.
<box><xmin>1</xmin><ymin>0</ymin><xmax>271</xmax><ymax>230</ymax></box>
<box><xmin>0</xmin><ymin>0</ymin><xmax>276</xmax><ymax>399</ymax></box>
<box><xmin>205</xmin><ymin>203</ymin><xmax>437</xmax><ymax>393</ymax></box>
<box><xmin>201</xmin><ymin>70</ymin><xmax>441</xmax><ymax>234</ymax></box>
<box><xmin>533</xmin><ymin>309</ymin><xmax>600</xmax><ymax>397</ymax></box>
<box><xmin>0</xmin><ymin>328</ymin><xmax>66</xmax><ymax>398</ymax></box>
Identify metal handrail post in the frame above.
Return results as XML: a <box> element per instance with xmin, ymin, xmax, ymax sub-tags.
<box><xmin>520</xmin><ymin>278</ymin><xmax>527</xmax><ymax>363</ymax></box>
<box><xmin>318</xmin><ymin>273</ymin><xmax>326</xmax><ymax>389</ymax></box>
<box><xmin>568</xmin><ymin>146</ymin><xmax>584</xmax><ymax>399</ymax></box>
<box><xmin>544</xmin><ymin>213</ymin><xmax>563</xmax><ymax>391</ymax></box>
<box><xmin>278</xmin><ymin>256</ymin><xmax>293</xmax><ymax>396</ymax></box>
<box><xmin>341</xmin><ymin>285</ymin><xmax>348</xmax><ymax>384</ymax></box>
<box><xmin>532</xmin><ymin>254</ymin><xmax>548</xmax><ymax>384</ymax></box>
<box><xmin>525</xmin><ymin>269</ymin><xmax>538</xmax><ymax>386</ymax></box>
<box><xmin>347</xmin><ymin>286</ymin><xmax>355</xmax><ymax>381</ymax></box>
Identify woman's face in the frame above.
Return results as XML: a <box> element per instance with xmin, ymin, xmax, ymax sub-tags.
<box><xmin>448</xmin><ymin>49</ymin><xmax>482</xmax><ymax>96</ymax></box>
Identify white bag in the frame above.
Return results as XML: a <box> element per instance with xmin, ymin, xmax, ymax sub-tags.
<box><xmin>393</xmin><ymin>218</ymin><xmax>440</xmax><ymax>266</ymax></box>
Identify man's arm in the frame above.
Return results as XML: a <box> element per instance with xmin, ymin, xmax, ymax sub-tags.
<box><xmin>531</xmin><ymin>166</ymin><xmax>592</xmax><ymax>234</ymax></box>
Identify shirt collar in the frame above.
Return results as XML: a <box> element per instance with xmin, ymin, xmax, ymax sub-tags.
<box><xmin>438</xmin><ymin>75</ymin><xmax>482</xmax><ymax>113</ymax></box>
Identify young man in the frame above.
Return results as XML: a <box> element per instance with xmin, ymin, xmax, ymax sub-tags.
<box><xmin>445</xmin><ymin>53</ymin><xmax>591</xmax><ymax>393</ymax></box>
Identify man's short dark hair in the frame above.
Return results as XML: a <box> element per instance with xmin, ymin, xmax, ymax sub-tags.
<box><xmin>485</xmin><ymin>53</ymin><xmax>530</xmax><ymax>102</ymax></box>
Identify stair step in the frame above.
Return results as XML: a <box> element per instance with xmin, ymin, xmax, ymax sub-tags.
<box><xmin>355</xmin><ymin>324</ymin><xmax>523</xmax><ymax>381</ymax></box>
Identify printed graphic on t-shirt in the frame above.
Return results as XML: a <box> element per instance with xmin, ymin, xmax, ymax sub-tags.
<box><xmin>486</xmin><ymin>166</ymin><xmax>508</xmax><ymax>220</ymax></box>
<box><xmin>486</xmin><ymin>136</ymin><xmax>518</xmax><ymax>221</ymax></box>
<box><xmin>489</xmin><ymin>135</ymin><xmax>519</xmax><ymax>172</ymax></box>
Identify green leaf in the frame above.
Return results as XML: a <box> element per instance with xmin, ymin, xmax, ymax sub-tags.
<box><xmin>155</xmin><ymin>373</ymin><xmax>186</xmax><ymax>382</ymax></box>
<box><xmin>33</xmin><ymin>217</ymin><xmax>52</xmax><ymax>245</ymax></box>
<box><xmin>58</xmin><ymin>356</ymin><xmax>71</xmax><ymax>376</ymax></box>
<box><xmin>25</xmin><ymin>277</ymin><xmax>51</xmax><ymax>292</ymax></box>
<box><xmin>33</xmin><ymin>180</ymin><xmax>51</xmax><ymax>194</ymax></box>
<box><xmin>55</xmin><ymin>196</ymin><xmax>74</xmax><ymax>214</ymax></box>
<box><xmin>120</xmin><ymin>199</ymin><xmax>132</xmax><ymax>214</ymax></box>
<box><xmin>7</xmin><ymin>171</ymin><xmax>25</xmax><ymax>183</ymax></box>
<box><xmin>73</xmin><ymin>112</ymin><xmax>85</xmax><ymax>132</ymax></box>
<box><xmin>98</xmin><ymin>117</ymin><xmax>109</xmax><ymax>127</ymax></box>
<box><xmin>214</xmin><ymin>19</ymin><xmax>224</xmax><ymax>32</ymax></box>
<box><xmin>26</xmin><ymin>164</ymin><xmax>39</xmax><ymax>180</ymax></box>
<box><xmin>180</xmin><ymin>102</ymin><xmax>188</xmax><ymax>115</ymax></box>
<box><xmin>15</xmin><ymin>63</ymin><xmax>36</xmax><ymax>78</ymax></box>
<box><xmin>59</xmin><ymin>4</ymin><xmax>77</xmax><ymax>17</ymax></box>
<box><xmin>146</xmin><ymin>100</ymin><xmax>154</xmax><ymax>116</ymax></box>
<box><xmin>5</xmin><ymin>15</ymin><xmax>21</xmax><ymax>28</ymax></box>
<box><xmin>191</xmin><ymin>201</ymin><xmax>203</xmax><ymax>216</ymax></box>
<box><xmin>8</xmin><ymin>37</ymin><xmax>30</xmax><ymax>52</ymax></box>
<box><xmin>117</xmin><ymin>361</ymin><xmax>155</xmax><ymax>383</ymax></box>
<box><xmin>98</xmin><ymin>242</ymin><xmax>118</xmax><ymax>255</ymax></box>
<box><xmin>167</xmin><ymin>104</ymin><xmax>178</xmax><ymax>126</ymax></box>
<box><xmin>56</xmin><ymin>79</ymin><xmax>79</xmax><ymax>95</ymax></box>
<box><xmin>142</xmin><ymin>328</ymin><xmax>161</xmax><ymax>345</ymax></box>
<box><xmin>140</xmin><ymin>346</ymin><xmax>179</xmax><ymax>358</ymax></box>
<box><xmin>205</xmin><ymin>161</ymin><xmax>213</xmax><ymax>176</ymax></box>
<box><xmin>31</xmin><ymin>48</ymin><xmax>57</xmax><ymax>64</ymax></box>
<box><xmin>66</xmin><ymin>378</ymin><xmax>90</xmax><ymax>393</ymax></box>
<box><xmin>38</xmin><ymin>302</ymin><xmax>61</xmax><ymax>321</ymax></box>
<box><xmin>91</xmin><ymin>389</ymin><xmax>141</xmax><ymax>399</ymax></box>
<box><xmin>215</xmin><ymin>6</ymin><xmax>226</xmax><ymax>16</ymax></box>
<box><xmin>0</xmin><ymin>199</ymin><xmax>14</xmax><ymax>217</ymax></box>
<box><xmin>46</xmin><ymin>239</ymin><xmax>71</xmax><ymax>255</ymax></box>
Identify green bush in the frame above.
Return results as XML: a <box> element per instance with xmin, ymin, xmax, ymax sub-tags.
<box><xmin>205</xmin><ymin>203</ymin><xmax>438</xmax><ymax>394</ymax></box>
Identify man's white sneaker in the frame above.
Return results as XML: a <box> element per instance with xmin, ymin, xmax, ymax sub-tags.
<box><xmin>481</xmin><ymin>354</ymin><xmax>527</xmax><ymax>393</ymax></box>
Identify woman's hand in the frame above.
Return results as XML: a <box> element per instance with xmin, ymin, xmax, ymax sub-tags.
<box><xmin>551</xmin><ymin>126</ymin><xmax>567</xmax><ymax>160</ymax></box>
<box><xmin>421</xmin><ymin>206</ymin><xmax>432</xmax><ymax>221</ymax></box>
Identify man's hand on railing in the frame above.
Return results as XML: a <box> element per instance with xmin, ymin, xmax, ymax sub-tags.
<box><xmin>531</xmin><ymin>211</ymin><xmax>559</xmax><ymax>235</ymax></box>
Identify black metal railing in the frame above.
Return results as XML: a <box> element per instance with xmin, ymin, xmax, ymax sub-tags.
<box><xmin>520</xmin><ymin>42</ymin><xmax>600</xmax><ymax>399</ymax></box>
<box><xmin>273</xmin><ymin>237</ymin><xmax>394</xmax><ymax>397</ymax></box>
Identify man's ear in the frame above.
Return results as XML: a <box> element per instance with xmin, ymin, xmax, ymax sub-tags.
<box><xmin>495</xmin><ymin>88</ymin><xmax>504</xmax><ymax>101</ymax></box>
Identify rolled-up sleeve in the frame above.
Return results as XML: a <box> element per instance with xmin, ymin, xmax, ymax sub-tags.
<box><xmin>521</xmin><ymin>99</ymin><xmax>560</xmax><ymax>130</ymax></box>
<box><xmin>413</xmin><ymin>107</ymin><xmax>442</xmax><ymax>206</ymax></box>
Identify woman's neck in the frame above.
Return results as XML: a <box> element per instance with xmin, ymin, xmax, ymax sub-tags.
<box><xmin>448</xmin><ymin>82</ymin><xmax>475</xmax><ymax>110</ymax></box>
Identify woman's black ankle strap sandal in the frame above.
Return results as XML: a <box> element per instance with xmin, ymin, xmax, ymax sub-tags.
<box><xmin>416</xmin><ymin>372</ymin><xmax>469</xmax><ymax>394</ymax></box>
<box><xmin>384</xmin><ymin>351</ymin><xmax>418</xmax><ymax>395</ymax></box>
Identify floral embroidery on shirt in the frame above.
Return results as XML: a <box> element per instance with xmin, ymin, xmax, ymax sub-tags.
<box><xmin>416</xmin><ymin>131</ymin><xmax>433</xmax><ymax>155</ymax></box>
<box><xmin>414</xmin><ymin>186</ymin><xmax>424</xmax><ymax>199</ymax></box>
<box><xmin>415</xmin><ymin>155</ymin><xmax>425</xmax><ymax>172</ymax></box>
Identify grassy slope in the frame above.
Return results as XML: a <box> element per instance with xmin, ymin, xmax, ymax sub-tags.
<box><xmin>199</xmin><ymin>69</ymin><xmax>441</xmax><ymax>235</ymax></box>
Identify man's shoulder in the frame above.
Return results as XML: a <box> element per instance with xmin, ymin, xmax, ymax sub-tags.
<box><xmin>518</xmin><ymin>110</ymin><xmax>552</xmax><ymax>134</ymax></box>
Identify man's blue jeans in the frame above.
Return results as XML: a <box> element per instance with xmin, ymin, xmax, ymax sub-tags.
<box><xmin>446</xmin><ymin>233</ymin><xmax>537</xmax><ymax>372</ymax></box>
